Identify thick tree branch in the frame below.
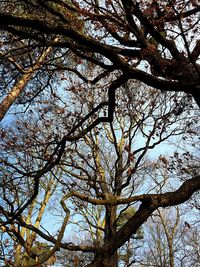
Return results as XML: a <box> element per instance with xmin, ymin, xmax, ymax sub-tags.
<box><xmin>87</xmin><ymin>175</ymin><xmax>200</xmax><ymax>266</ymax></box>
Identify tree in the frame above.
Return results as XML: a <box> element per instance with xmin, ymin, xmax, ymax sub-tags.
<box><xmin>0</xmin><ymin>36</ymin><xmax>58</xmax><ymax>122</ymax></box>
<box><xmin>0</xmin><ymin>127</ymin><xmax>63</xmax><ymax>267</ymax></box>
<box><xmin>2</xmin><ymin>80</ymin><xmax>197</xmax><ymax>266</ymax></box>
<box><xmin>0</xmin><ymin>1</ymin><xmax>200</xmax><ymax>106</ymax></box>
<box><xmin>141</xmin><ymin>205</ymin><xmax>200</xmax><ymax>267</ymax></box>
<box><xmin>0</xmin><ymin>1</ymin><xmax>200</xmax><ymax>266</ymax></box>
<box><xmin>54</xmin><ymin>83</ymin><xmax>192</xmax><ymax>266</ymax></box>
<box><xmin>0</xmin><ymin>0</ymin><xmax>83</xmax><ymax>122</ymax></box>
<box><xmin>144</xmin><ymin>207</ymin><xmax>180</xmax><ymax>267</ymax></box>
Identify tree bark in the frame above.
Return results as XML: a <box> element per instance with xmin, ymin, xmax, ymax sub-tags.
<box><xmin>0</xmin><ymin>37</ymin><xmax>58</xmax><ymax>122</ymax></box>
<box><xmin>104</xmin><ymin>206</ymin><xmax>118</xmax><ymax>267</ymax></box>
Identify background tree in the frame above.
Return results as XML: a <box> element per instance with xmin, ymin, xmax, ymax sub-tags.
<box><xmin>141</xmin><ymin>205</ymin><xmax>200</xmax><ymax>267</ymax></box>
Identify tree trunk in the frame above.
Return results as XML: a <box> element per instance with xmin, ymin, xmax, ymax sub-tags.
<box><xmin>168</xmin><ymin>239</ymin><xmax>174</xmax><ymax>267</ymax></box>
<box><xmin>87</xmin><ymin>252</ymin><xmax>118</xmax><ymax>267</ymax></box>
<box><xmin>104</xmin><ymin>206</ymin><xmax>118</xmax><ymax>267</ymax></box>
<box><xmin>0</xmin><ymin>37</ymin><xmax>58</xmax><ymax>122</ymax></box>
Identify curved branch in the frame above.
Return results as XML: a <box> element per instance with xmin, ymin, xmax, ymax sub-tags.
<box><xmin>87</xmin><ymin>175</ymin><xmax>200</xmax><ymax>266</ymax></box>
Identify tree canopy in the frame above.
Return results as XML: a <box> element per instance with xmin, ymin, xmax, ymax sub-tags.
<box><xmin>0</xmin><ymin>1</ymin><xmax>200</xmax><ymax>266</ymax></box>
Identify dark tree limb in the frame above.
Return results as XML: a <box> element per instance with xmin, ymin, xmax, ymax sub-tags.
<box><xmin>86</xmin><ymin>175</ymin><xmax>200</xmax><ymax>266</ymax></box>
